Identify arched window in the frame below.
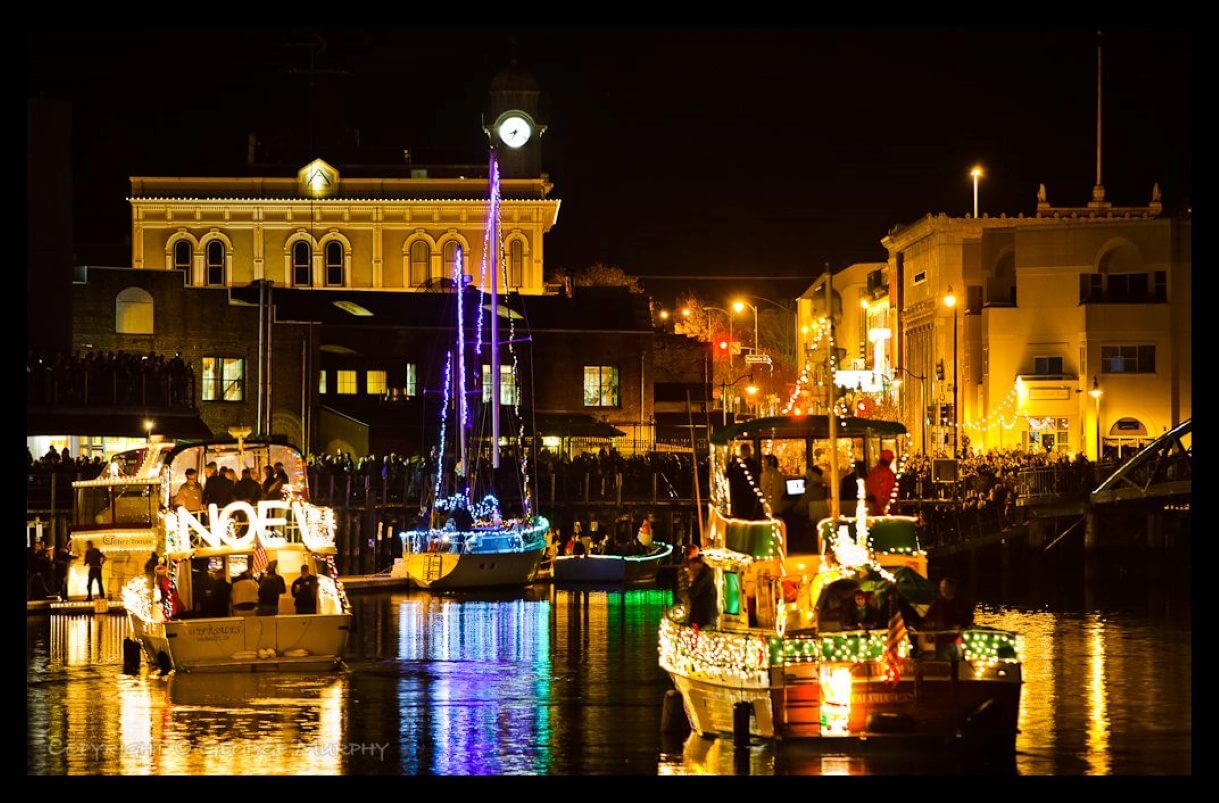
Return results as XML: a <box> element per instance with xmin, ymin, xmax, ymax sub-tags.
<box><xmin>292</xmin><ymin>241</ymin><xmax>312</xmax><ymax>287</ymax></box>
<box><xmin>443</xmin><ymin>241</ymin><xmax>461</xmax><ymax>280</ymax></box>
<box><xmin>205</xmin><ymin>240</ymin><xmax>226</xmax><ymax>286</ymax></box>
<box><xmin>509</xmin><ymin>239</ymin><xmax>524</xmax><ymax>288</ymax></box>
<box><xmin>173</xmin><ymin>240</ymin><xmax>192</xmax><ymax>282</ymax></box>
<box><xmin>325</xmin><ymin>241</ymin><xmax>345</xmax><ymax>287</ymax></box>
<box><xmin>410</xmin><ymin>240</ymin><xmax>430</xmax><ymax>287</ymax></box>
<box><xmin>990</xmin><ymin>251</ymin><xmax>1015</xmax><ymax>305</ymax></box>
<box><xmin>116</xmin><ymin>287</ymin><xmax>154</xmax><ymax>335</ymax></box>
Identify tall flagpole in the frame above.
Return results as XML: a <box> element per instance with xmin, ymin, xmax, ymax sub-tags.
<box><xmin>490</xmin><ymin>152</ymin><xmax>501</xmax><ymax>469</ymax></box>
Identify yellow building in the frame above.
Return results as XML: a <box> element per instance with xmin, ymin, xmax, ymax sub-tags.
<box><xmin>129</xmin><ymin>164</ymin><xmax>560</xmax><ymax>294</ymax></box>
<box><xmin>882</xmin><ymin>186</ymin><xmax>1190</xmax><ymax>459</ymax></box>
<box><xmin>795</xmin><ymin>262</ymin><xmax>896</xmax><ymax>413</ymax></box>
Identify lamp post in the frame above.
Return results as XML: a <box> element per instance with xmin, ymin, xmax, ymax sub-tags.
<box><xmin>731</xmin><ymin>299</ymin><xmax>758</xmax><ymax>359</ymax></box>
<box><xmin>720</xmin><ymin>372</ymin><xmax>755</xmax><ymax>426</ymax></box>
<box><xmin>1089</xmin><ymin>376</ymin><xmax>1103</xmax><ymax>462</ymax></box>
<box><xmin>143</xmin><ymin>419</ymin><xmax>155</xmax><ymax>444</ymax></box>
<box><xmin>970</xmin><ymin>166</ymin><xmax>984</xmax><ymax>219</ymax></box>
<box><xmin>734</xmin><ymin>294</ymin><xmax>800</xmax><ymax>368</ymax></box>
<box><xmin>943</xmin><ymin>285</ymin><xmax>959</xmax><ymax>456</ymax></box>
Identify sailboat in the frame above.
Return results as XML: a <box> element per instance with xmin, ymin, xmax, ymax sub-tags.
<box><xmin>397</xmin><ymin>153</ymin><xmax>549</xmax><ymax>590</ymax></box>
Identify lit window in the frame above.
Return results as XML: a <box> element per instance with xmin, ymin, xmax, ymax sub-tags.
<box><xmin>173</xmin><ymin>240</ymin><xmax>192</xmax><ymax>282</ymax></box>
<box><xmin>481</xmin><ymin>364</ymin><xmax>519</xmax><ymax>405</ymax></box>
<box><xmin>325</xmin><ymin>241</ymin><xmax>344</xmax><ymax>287</ymax></box>
<box><xmin>443</xmin><ymin>241</ymin><xmax>461</xmax><ymax>280</ymax></box>
<box><xmin>318</xmin><ymin>370</ymin><xmax>327</xmax><ymax>395</ymax></box>
<box><xmin>509</xmin><ymin>239</ymin><xmax>524</xmax><ymax>288</ymax></box>
<box><xmin>410</xmin><ymin>241</ymin><xmax>430</xmax><ymax>287</ymax></box>
<box><xmin>583</xmin><ymin>365</ymin><xmax>620</xmax><ymax>407</ymax></box>
<box><xmin>115</xmin><ymin>287</ymin><xmax>154</xmax><ymax>335</ymax></box>
<box><xmin>205</xmin><ymin>240</ymin><xmax>225</xmax><ymax>286</ymax></box>
<box><xmin>200</xmin><ymin>357</ymin><xmax>244</xmax><ymax>401</ymax></box>
<box><xmin>337</xmin><ymin>370</ymin><xmax>357</xmax><ymax>395</ymax></box>
<box><xmin>293</xmin><ymin>241</ymin><xmax>312</xmax><ymax>287</ymax></box>
<box><xmin>405</xmin><ymin>363</ymin><xmax>417</xmax><ymax>397</ymax></box>
<box><xmin>367</xmin><ymin>370</ymin><xmax>387</xmax><ymax>395</ymax></box>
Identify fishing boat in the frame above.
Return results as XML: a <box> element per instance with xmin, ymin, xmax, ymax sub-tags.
<box><xmin>397</xmin><ymin>152</ymin><xmax>549</xmax><ymax>590</ymax></box>
<box><xmin>72</xmin><ymin>436</ymin><xmax>351</xmax><ymax>673</ymax></box>
<box><xmin>659</xmin><ymin>414</ymin><xmax>1023</xmax><ymax>745</ymax></box>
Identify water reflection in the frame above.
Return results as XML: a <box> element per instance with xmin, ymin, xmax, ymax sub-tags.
<box><xmin>27</xmin><ymin>577</ymin><xmax>1190</xmax><ymax>775</ymax></box>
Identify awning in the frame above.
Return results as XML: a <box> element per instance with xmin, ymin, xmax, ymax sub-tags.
<box><xmin>26</xmin><ymin>408</ymin><xmax>213</xmax><ymax>440</ymax></box>
<box><xmin>526</xmin><ymin>413</ymin><xmax>626</xmax><ymax>438</ymax></box>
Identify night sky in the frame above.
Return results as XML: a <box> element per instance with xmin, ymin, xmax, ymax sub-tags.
<box><xmin>27</xmin><ymin>28</ymin><xmax>1192</xmax><ymax>305</ymax></box>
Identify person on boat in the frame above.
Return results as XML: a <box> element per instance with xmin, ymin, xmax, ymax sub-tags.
<box><xmin>274</xmin><ymin>462</ymin><xmax>291</xmax><ymax>496</ymax></box>
<box><xmin>234</xmin><ymin>468</ymin><xmax>262</xmax><ymax>503</ymax></box>
<box><xmin>203</xmin><ymin>462</ymin><xmax>234</xmax><ymax>510</ymax></box>
<box><xmin>144</xmin><ymin>551</ymin><xmax>160</xmax><ymax>582</ymax></box>
<box><xmin>840</xmin><ymin>461</ymin><xmax>867</xmax><ymax>509</ymax></box>
<box><xmin>202</xmin><ymin>567</ymin><xmax>231</xmax><ymax>617</ymax></box>
<box><xmin>83</xmin><ymin>540</ymin><xmax>105</xmax><ymax>601</ymax></box>
<box><xmin>291</xmin><ymin>565</ymin><xmax>319</xmax><ymax>615</ymax></box>
<box><xmin>261</xmin><ymin>465</ymin><xmax>283</xmax><ymax>500</ymax></box>
<box><xmin>865</xmin><ymin>449</ymin><xmax>898</xmax><ymax>515</ymax></box>
<box><xmin>172</xmin><ymin>468</ymin><xmax>204</xmax><ymax>511</ymax></box>
<box><xmin>760</xmin><ymin>454</ymin><xmax>786</xmax><ymax>516</ymax></box>
<box><xmin>687</xmin><ymin>556</ymin><xmax>718</xmax><ymax>629</ymax></box>
<box><xmin>726</xmin><ymin>443</ymin><xmax>763</xmax><ymax>519</ymax></box>
<box><xmin>257</xmin><ymin>561</ymin><xmax>286</xmax><ymax>616</ymax></box>
<box><xmin>923</xmin><ymin>578</ymin><xmax>974</xmax><ymax>630</ymax></box>
<box><xmin>677</xmin><ymin>543</ymin><xmax>701</xmax><ymax>609</ymax></box>
<box><xmin>841</xmin><ymin>589</ymin><xmax>886</xmax><ymax>631</ymax></box>
<box><xmin>154</xmin><ymin>565</ymin><xmax>184</xmax><ymax>620</ymax></box>
<box><xmin>232</xmin><ymin>570</ymin><xmax>259</xmax><ymax>616</ymax></box>
<box><xmin>804</xmin><ymin>464</ymin><xmax>830</xmax><ymax>522</ymax></box>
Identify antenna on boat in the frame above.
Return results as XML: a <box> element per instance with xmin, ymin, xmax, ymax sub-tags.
<box><xmin>228</xmin><ymin>426</ymin><xmax>252</xmax><ymax>458</ymax></box>
<box><xmin>489</xmin><ymin>151</ymin><xmax>502</xmax><ymax>470</ymax></box>
<box><xmin>825</xmin><ymin>264</ymin><xmax>840</xmax><ymax>524</ymax></box>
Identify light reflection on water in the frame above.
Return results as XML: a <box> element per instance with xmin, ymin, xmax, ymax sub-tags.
<box><xmin>27</xmin><ymin>583</ymin><xmax>1189</xmax><ymax>775</ymax></box>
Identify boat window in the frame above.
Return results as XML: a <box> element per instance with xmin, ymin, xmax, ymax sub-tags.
<box><xmin>816</xmin><ymin>579</ymin><xmax>863</xmax><ymax>632</ymax></box>
<box><xmin>76</xmin><ymin>484</ymin><xmax>156</xmax><ymax>527</ymax></box>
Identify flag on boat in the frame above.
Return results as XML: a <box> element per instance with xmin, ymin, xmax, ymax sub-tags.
<box><xmin>252</xmin><ymin>532</ymin><xmax>269</xmax><ymax>574</ymax></box>
<box><xmin>884</xmin><ymin>591</ymin><xmax>908</xmax><ymax>684</ymax></box>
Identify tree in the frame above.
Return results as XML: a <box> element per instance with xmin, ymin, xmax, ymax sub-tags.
<box><xmin>571</xmin><ymin>263</ymin><xmax>645</xmax><ymax>293</ymax></box>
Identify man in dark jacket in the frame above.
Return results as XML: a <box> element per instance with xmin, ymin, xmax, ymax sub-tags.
<box><xmin>257</xmin><ymin>561</ymin><xmax>286</xmax><ymax>616</ymax></box>
<box><xmin>687</xmin><ymin>557</ymin><xmax>718</xmax><ymax>629</ymax></box>
<box><xmin>202</xmin><ymin>568</ymin><xmax>231</xmax><ymax>617</ymax></box>
<box><xmin>203</xmin><ymin>462</ymin><xmax>235</xmax><ymax>509</ymax></box>
<box><xmin>291</xmin><ymin>565</ymin><xmax>319</xmax><ymax>615</ymax></box>
<box><xmin>234</xmin><ymin>468</ymin><xmax>262</xmax><ymax>503</ymax></box>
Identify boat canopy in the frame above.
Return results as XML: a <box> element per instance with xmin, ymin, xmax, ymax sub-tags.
<box><xmin>817</xmin><ymin>516</ymin><xmax>922</xmax><ymax>556</ymax></box>
<box><xmin>711</xmin><ymin>415</ymin><xmax>907</xmax><ymax>445</ymax></box>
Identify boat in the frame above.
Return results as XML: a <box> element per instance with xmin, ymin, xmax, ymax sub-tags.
<box><xmin>395</xmin><ymin>152</ymin><xmax>549</xmax><ymax>590</ymax></box>
<box><xmin>659</xmin><ymin>414</ymin><xmax>1023</xmax><ymax>745</ymax></box>
<box><xmin>553</xmin><ymin>541</ymin><xmax>674</xmax><ymax>584</ymax></box>
<box><xmin>71</xmin><ymin>436</ymin><xmax>352</xmax><ymax>673</ymax></box>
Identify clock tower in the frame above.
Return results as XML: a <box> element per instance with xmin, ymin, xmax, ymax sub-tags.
<box><xmin>485</xmin><ymin>60</ymin><xmax>546</xmax><ymax>180</ymax></box>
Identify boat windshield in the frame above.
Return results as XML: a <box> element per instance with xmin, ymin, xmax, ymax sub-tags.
<box><xmin>75</xmin><ymin>483</ymin><xmax>158</xmax><ymax>528</ymax></box>
<box><xmin>168</xmin><ymin>443</ymin><xmax>309</xmax><ymax>500</ymax></box>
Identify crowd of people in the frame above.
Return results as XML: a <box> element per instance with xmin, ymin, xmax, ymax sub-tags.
<box><xmin>28</xmin><ymin>350</ymin><xmax>194</xmax><ymax>408</ymax></box>
<box><xmin>28</xmin><ymin>447</ymin><xmax>109</xmax><ymax>479</ymax></box>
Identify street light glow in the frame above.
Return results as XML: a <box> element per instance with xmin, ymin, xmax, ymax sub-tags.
<box><xmin>1089</xmin><ymin>377</ymin><xmax>1104</xmax><ymax>399</ymax></box>
<box><xmin>943</xmin><ymin>285</ymin><xmax>957</xmax><ymax>308</ymax></box>
<box><xmin>745</xmin><ymin>385</ymin><xmax>759</xmax><ymax>396</ymax></box>
<box><xmin>970</xmin><ymin>165</ymin><xmax>984</xmax><ymax>179</ymax></box>
<box><xmin>680</xmin><ymin>307</ymin><xmax>692</xmax><ymax>318</ymax></box>
<box><xmin>659</xmin><ymin>309</ymin><xmax>670</xmax><ymax>320</ymax></box>
<box><xmin>732</xmin><ymin>300</ymin><xmax>746</xmax><ymax>314</ymax></box>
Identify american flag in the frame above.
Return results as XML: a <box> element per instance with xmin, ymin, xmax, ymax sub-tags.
<box><xmin>884</xmin><ymin>592</ymin><xmax>908</xmax><ymax>685</ymax></box>
<box><xmin>251</xmin><ymin>532</ymin><xmax>269</xmax><ymax>574</ymax></box>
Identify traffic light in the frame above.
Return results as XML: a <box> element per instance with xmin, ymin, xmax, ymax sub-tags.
<box><xmin>935</xmin><ymin>360</ymin><xmax>945</xmax><ymax>382</ymax></box>
<box><xmin>855</xmin><ymin>397</ymin><xmax>872</xmax><ymax>417</ymax></box>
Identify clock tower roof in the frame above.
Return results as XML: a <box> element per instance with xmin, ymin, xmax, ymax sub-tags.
<box><xmin>491</xmin><ymin>62</ymin><xmax>539</xmax><ymax>93</ymax></box>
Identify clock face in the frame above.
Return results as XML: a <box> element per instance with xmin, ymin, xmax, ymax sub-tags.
<box><xmin>497</xmin><ymin>115</ymin><xmax>532</xmax><ymax>149</ymax></box>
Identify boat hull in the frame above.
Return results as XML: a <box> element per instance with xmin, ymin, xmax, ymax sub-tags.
<box><xmin>129</xmin><ymin>612</ymin><xmax>350</xmax><ymax>673</ymax></box>
<box><xmin>667</xmin><ymin>661</ymin><xmax>1021</xmax><ymax>742</ymax></box>
<box><xmin>403</xmin><ymin>546</ymin><xmax>544</xmax><ymax>590</ymax></box>
<box><xmin>553</xmin><ymin>543</ymin><xmax>669</xmax><ymax>584</ymax></box>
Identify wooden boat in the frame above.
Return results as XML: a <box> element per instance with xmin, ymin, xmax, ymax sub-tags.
<box><xmin>660</xmin><ymin>415</ymin><xmax>1022</xmax><ymax>745</ymax></box>
<box><xmin>553</xmin><ymin>541</ymin><xmax>673</xmax><ymax>584</ymax></box>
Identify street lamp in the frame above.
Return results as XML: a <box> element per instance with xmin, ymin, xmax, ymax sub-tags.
<box><xmin>734</xmin><ymin>294</ymin><xmax>800</xmax><ymax>367</ymax></box>
<box><xmin>1089</xmin><ymin>376</ymin><xmax>1103</xmax><ymax>461</ymax></box>
<box><xmin>659</xmin><ymin>309</ymin><xmax>670</xmax><ymax>321</ymax></box>
<box><xmin>970</xmin><ymin>165</ymin><xmax>984</xmax><ymax>218</ymax></box>
<box><xmin>143</xmin><ymin>419</ymin><xmax>155</xmax><ymax>444</ymax></box>
<box><xmin>943</xmin><ymin>285</ymin><xmax>959</xmax><ymax>456</ymax></box>
<box><xmin>731</xmin><ymin>298</ymin><xmax>759</xmax><ymax>358</ymax></box>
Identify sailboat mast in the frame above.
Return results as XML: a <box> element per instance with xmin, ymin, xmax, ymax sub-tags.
<box><xmin>490</xmin><ymin>152</ymin><xmax>501</xmax><ymax>469</ymax></box>
<box><xmin>456</xmin><ymin>246</ymin><xmax>468</xmax><ymax>476</ymax></box>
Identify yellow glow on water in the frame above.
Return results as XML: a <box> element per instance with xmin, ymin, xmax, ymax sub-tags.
<box><xmin>1086</xmin><ymin>616</ymin><xmax>1111</xmax><ymax>774</ymax></box>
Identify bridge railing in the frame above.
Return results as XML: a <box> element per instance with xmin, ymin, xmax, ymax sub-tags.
<box><xmin>1015</xmin><ymin>462</ymin><xmax>1120</xmax><ymax>501</ymax></box>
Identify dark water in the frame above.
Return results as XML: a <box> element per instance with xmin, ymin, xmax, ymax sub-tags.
<box><xmin>27</xmin><ymin>567</ymin><xmax>1190</xmax><ymax>775</ymax></box>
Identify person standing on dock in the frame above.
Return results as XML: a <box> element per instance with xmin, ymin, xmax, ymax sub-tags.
<box><xmin>83</xmin><ymin>540</ymin><xmax>105</xmax><ymax>601</ymax></box>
